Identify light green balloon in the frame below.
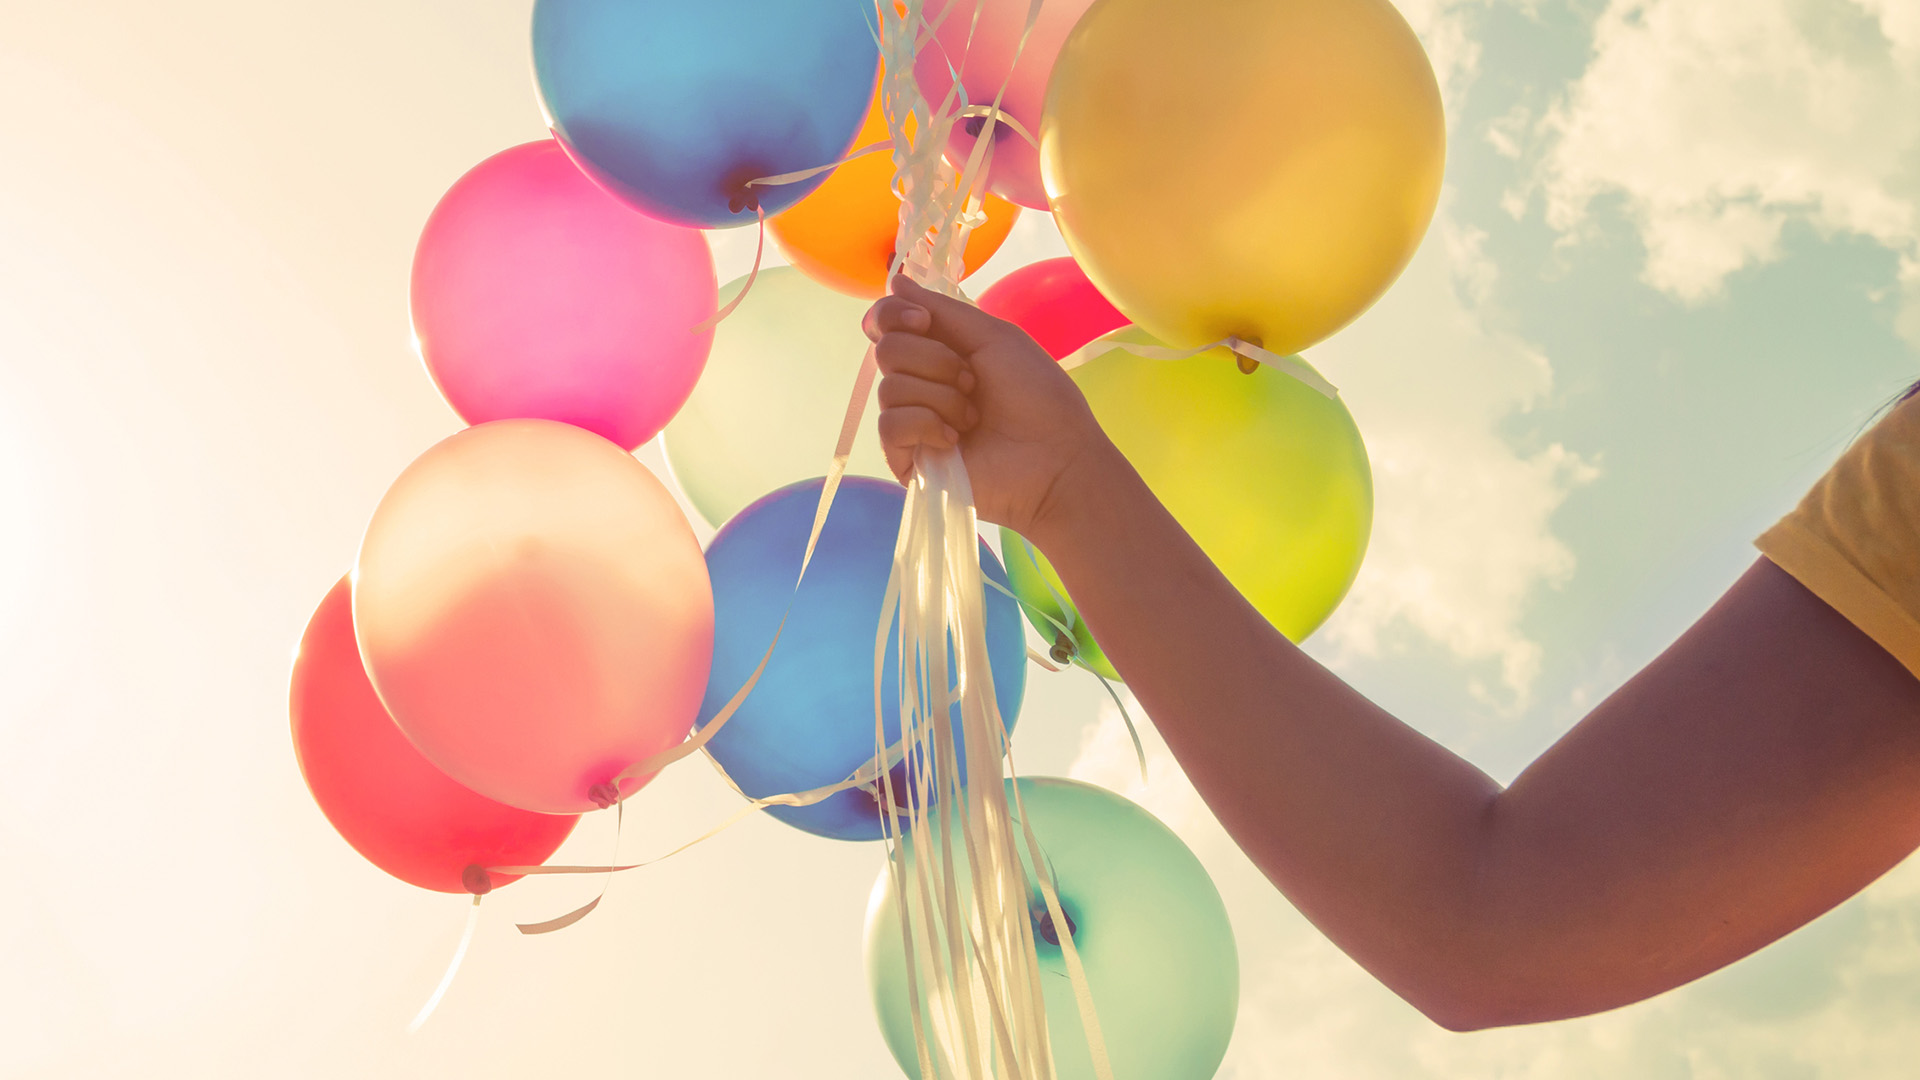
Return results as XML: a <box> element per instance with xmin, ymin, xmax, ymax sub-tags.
<box><xmin>663</xmin><ymin>267</ymin><xmax>893</xmax><ymax>528</ymax></box>
<box><xmin>865</xmin><ymin>777</ymin><xmax>1238</xmax><ymax>1080</ymax></box>
<box><xmin>1005</xmin><ymin>327</ymin><xmax>1372</xmax><ymax>681</ymax></box>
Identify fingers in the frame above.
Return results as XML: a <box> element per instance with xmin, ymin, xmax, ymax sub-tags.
<box><xmin>880</xmin><ymin>373</ymin><xmax>978</xmax><ymax>433</ymax></box>
<box><xmin>877</xmin><ymin>406</ymin><xmax>959</xmax><ymax>483</ymax></box>
<box><xmin>875</xmin><ymin>331</ymin><xmax>974</xmax><ymax>391</ymax></box>
<box><xmin>863</xmin><ymin>296</ymin><xmax>929</xmax><ymax>341</ymax></box>
<box><xmin>864</xmin><ymin>275</ymin><xmax>1011</xmax><ymax>354</ymax></box>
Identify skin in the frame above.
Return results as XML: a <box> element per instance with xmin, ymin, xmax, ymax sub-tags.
<box><xmin>864</xmin><ymin>275</ymin><xmax>1920</xmax><ymax>1031</ymax></box>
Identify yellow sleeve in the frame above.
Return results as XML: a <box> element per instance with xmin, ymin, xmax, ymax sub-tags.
<box><xmin>1756</xmin><ymin>393</ymin><xmax>1920</xmax><ymax>683</ymax></box>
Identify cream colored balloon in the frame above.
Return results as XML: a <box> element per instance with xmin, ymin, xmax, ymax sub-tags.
<box><xmin>663</xmin><ymin>267</ymin><xmax>892</xmax><ymax>529</ymax></box>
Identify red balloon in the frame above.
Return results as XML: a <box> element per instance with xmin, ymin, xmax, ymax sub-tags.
<box><xmin>977</xmin><ymin>256</ymin><xmax>1130</xmax><ymax>361</ymax></box>
<box><xmin>290</xmin><ymin>577</ymin><xmax>578</xmax><ymax>894</ymax></box>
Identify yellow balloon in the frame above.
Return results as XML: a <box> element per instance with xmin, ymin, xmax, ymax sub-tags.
<box><xmin>1039</xmin><ymin>0</ymin><xmax>1445</xmax><ymax>355</ymax></box>
<box><xmin>1004</xmin><ymin>329</ymin><xmax>1372</xmax><ymax>681</ymax></box>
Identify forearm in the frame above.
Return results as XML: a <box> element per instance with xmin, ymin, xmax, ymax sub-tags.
<box><xmin>863</xmin><ymin>280</ymin><xmax>1920</xmax><ymax>1027</ymax></box>
<box><xmin>1027</xmin><ymin>441</ymin><xmax>1509</xmax><ymax>1027</ymax></box>
<box><xmin>1025</xmin><ymin>443</ymin><xmax>1920</xmax><ymax>1030</ymax></box>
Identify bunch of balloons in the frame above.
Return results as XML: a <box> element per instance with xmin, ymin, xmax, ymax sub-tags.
<box><xmin>289</xmin><ymin>0</ymin><xmax>1442</xmax><ymax>1076</ymax></box>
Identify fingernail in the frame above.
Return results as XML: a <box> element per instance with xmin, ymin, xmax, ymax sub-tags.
<box><xmin>902</xmin><ymin>305</ymin><xmax>930</xmax><ymax>332</ymax></box>
<box><xmin>943</xmin><ymin>424</ymin><xmax>960</xmax><ymax>445</ymax></box>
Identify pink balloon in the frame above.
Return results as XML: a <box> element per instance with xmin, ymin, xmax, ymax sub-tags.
<box><xmin>411</xmin><ymin>140</ymin><xmax>718</xmax><ymax>451</ymax></box>
<box><xmin>292</xmin><ymin>577</ymin><xmax>578</xmax><ymax>894</ymax></box>
<box><xmin>916</xmin><ymin>0</ymin><xmax>1100</xmax><ymax>210</ymax></box>
<box><xmin>977</xmin><ymin>256</ymin><xmax>1129</xmax><ymax>360</ymax></box>
<box><xmin>354</xmin><ymin>419</ymin><xmax>714</xmax><ymax>815</ymax></box>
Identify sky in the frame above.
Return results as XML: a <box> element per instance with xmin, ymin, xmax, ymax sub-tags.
<box><xmin>1</xmin><ymin>0</ymin><xmax>1918</xmax><ymax>1077</ymax></box>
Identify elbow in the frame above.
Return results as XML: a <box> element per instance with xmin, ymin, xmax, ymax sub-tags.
<box><xmin>1389</xmin><ymin>956</ymin><xmax>1586</xmax><ymax>1033</ymax></box>
<box><xmin>1406</xmin><ymin>988</ymin><xmax>1560</xmax><ymax>1034</ymax></box>
<box><xmin>1415</xmin><ymin>999</ymin><xmax>1526</xmax><ymax>1034</ymax></box>
<box><xmin>1405</xmin><ymin>990</ymin><xmax>1514</xmax><ymax>1034</ymax></box>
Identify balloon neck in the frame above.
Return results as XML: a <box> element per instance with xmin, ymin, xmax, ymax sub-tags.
<box><xmin>1235</xmin><ymin>336</ymin><xmax>1263</xmax><ymax>375</ymax></box>
<box><xmin>461</xmin><ymin>864</ymin><xmax>495</xmax><ymax>896</ymax></box>
<box><xmin>1049</xmin><ymin>632</ymin><xmax>1076</xmax><ymax>666</ymax></box>
<box><xmin>588</xmin><ymin>782</ymin><xmax>621</xmax><ymax>810</ymax></box>
<box><xmin>724</xmin><ymin>164</ymin><xmax>767</xmax><ymax>216</ymax></box>
<box><xmin>962</xmin><ymin>114</ymin><xmax>1012</xmax><ymax>141</ymax></box>
<box><xmin>1032</xmin><ymin>903</ymin><xmax>1078</xmax><ymax>947</ymax></box>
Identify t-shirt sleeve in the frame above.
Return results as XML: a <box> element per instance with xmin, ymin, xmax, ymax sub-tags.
<box><xmin>1756</xmin><ymin>393</ymin><xmax>1920</xmax><ymax>683</ymax></box>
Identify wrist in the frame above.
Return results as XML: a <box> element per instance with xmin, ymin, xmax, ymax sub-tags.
<box><xmin>1023</xmin><ymin>434</ymin><xmax>1128</xmax><ymax>555</ymax></box>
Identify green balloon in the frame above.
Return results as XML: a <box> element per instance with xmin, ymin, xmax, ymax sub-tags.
<box><xmin>1004</xmin><ymin>328</ymin><xmax>1372</xmax><ymax>680</ymax></box>
<box><xmin>663</xmin><ymin>266</ymin><xmax>893</xmax><ymax>528</ymax></box>
<box><xmin>865</xmin><ymin>777</ymin><xmax>1238</xmax><ymax>1080</ymax></box>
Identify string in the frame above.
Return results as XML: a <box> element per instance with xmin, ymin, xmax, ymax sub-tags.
<box><xmin>866</xmin><ymin>4</ymin><xmax>1120</xmax><ymax>1071</ymax></box>
<box><xmin>408</xmin><ymin>894</ymin><xmax>482</xmax><ymax>1032</ymax></box>
<box><xmin>1061</xmin><ymin>334</ymin><xmax>1341</xmax><ymax>400</ymax></box>
<box><xmin>691</xmin><ymin>203</ymin><xmax>766</xmax><ymax>334</ymax></box>
<box><xmin>743</xmin><ymin>138</ymin><xmax>892</xmax><ymax>189</ymax></box>
<box><xmin>605</xmin><ymin>345</ymin><xmax>881</xmax><ymax>790</ymax></box>
<box><xmin>982</xmin><ymin>571</ymin><xmax>1148</xmax><ymax>785</ymax></box>
<box><xmin>514</xmin><ymin>800</ymin><xmax>624</xmax><ymax>935</ymax></box>
<box><xmin>955</xmin><ymin>104</ymin><xmax>1038</xmax><ymax>148</ymax></box>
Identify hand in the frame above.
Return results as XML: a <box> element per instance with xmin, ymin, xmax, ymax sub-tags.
<box><xmin>864</xmin><ymin>275</ymin><xmax>1113</xmax><ymax>540</ymax></box>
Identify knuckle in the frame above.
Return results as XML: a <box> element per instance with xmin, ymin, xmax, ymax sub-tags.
<box><xmin>873</xmin><ymin>331</ymin><xmax>919</xmax><ymax>371</ymax></box>
<box><xmin>876</xmin><ymin>375</ymin><xmax>916</xmax><ymax>407</ymax></box>
<box><xmin>876</xmin><ymin>407</ymin><xmax>928</xmax><ymax>443</ymax></box>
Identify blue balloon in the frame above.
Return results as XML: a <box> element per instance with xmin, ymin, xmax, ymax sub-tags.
<box><xmin>699</xmin><ymin>478</ymin><xmax>1028</xmax><ymax>841</ymax></box>
<box><xmin>532</xmin><ymin>0</ymin><xmax>881</xmax><ymax>228</ymax></box>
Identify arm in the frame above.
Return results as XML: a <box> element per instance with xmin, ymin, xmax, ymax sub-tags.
<box><xmin>867</xmin><ymin>277</ymin><xmax>1920</xmax><ymax>1030</ymax></box>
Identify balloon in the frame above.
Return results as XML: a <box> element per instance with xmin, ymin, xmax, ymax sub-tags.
<box><xmin>914</xmin><ymin>0</ymin><xmax>1102</xmax><ymax>209</ymax></box>
<box><xmin>354</xmin><ymin>419</ymin><xmax>714</xmax><ymax>815</ymax></box>
<box><xmin>1004</xmin><ymin>329</ymin><xmax>1371</xmax><ymax>681</ymax></box>
<box><xmin>699</xmin><ymin>477</ymin><xmax>1027</xmax><ymax>841</ymax></box>
<box><xmin>291</xmin><ymin>577</ymin><xmax>578</xmax><ymax>894</ymax></box>
<box><xmin>866</xmin><ymin>777</ymin><xmax>1238</xmax><ymax>1079</ymax></box>
<box><xmin>976</xmin><ymin>256</ymin><xmax>1128</xmax><ymax>360</ymax></box>
<box><xmin>1040</xmin><ymin>0</ymin><xmax>1445</xmax><ymax>355</ymax></box>
<box><xmin>533</xmin><ymin>0</ymin><xmax>880</xmax><ymax>227</ymax></box>
<box><xmin>661</xmin><ymin>267</ymin><xmax>893</xmax><ymax>529</ymax></box>
<box><xmin>769</xmin><ymin>72</ymin><xmax>1021</xmax><ymax>299</ymax></box>
<box><xmin>410</xmin><ymin>140</ymin><xmax>717</xmax><ymax>451</ymax></box>
<box><xmin>999</xmin><ymin>526</ymin><xmax>1120</xmax><ymax>681</ymax></box>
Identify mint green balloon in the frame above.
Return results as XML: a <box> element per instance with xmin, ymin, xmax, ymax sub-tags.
<box><xmin>865</xmin><ymin>777</ymin><xmax>1238</xmax><ymax>1079</ymax></box>
<box><xmin>1005</xmin><ymin>328</ymin><xmax>1372</xmax><ymax>681</ymax></box>
<box><xmin>662</xmin><ymin>267</ymin><xmax>892</xmax><ymax>528</ymax></box>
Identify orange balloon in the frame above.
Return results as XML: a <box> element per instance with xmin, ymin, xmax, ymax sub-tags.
<box><xmin>769</xmin><ymin>75</ymin><xmax>1021</xmax><ymax>299</ymax></box>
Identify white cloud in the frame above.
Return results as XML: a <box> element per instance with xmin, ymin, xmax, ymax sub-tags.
<box><xmin>1307</xmin><ymin>208</ymin><xmax>1597</xmax><ymax>708</ymax></box>
<box><xmin>1068</xmin><ymin>688</ymin><xmax>1920</xmax><ymax>1080</ymax></box>
<box><xmin>1395</xmin><ymin>0</ymin><xmax>1502</xmax><ymax>106</ymax></box>
<box><xmin>1537</xmin><ymin>0</ymin><xmax>1920</xmax><ymax>338</ymax></box>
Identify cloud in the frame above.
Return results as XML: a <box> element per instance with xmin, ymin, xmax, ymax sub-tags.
<box><xmin>1535</xmin><ymin>0</ymin><xmax>1920</xmax><ymax>339</ymax></box>
<box><xmin>1067</xmin><ymin>690</ymin><xmax>1920</xmax><ymax>1080</ymax></box>
<box><xmin>1306</xmin><ymin>208</ymin><xmax>1597</xmax><ymax>708</ymax></box>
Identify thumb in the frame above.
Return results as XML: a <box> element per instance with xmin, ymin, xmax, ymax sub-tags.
<box><xmin>889</xmin><ymin>274</ymin><xmax>1007</xmax><ymax>356</ymax></box>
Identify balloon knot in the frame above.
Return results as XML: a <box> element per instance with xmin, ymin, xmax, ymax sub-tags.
<box><xmin>461</xmin><ymin>864</ymin><xmax>495</xmax><ymax>895</ymax></box>
<box><xmin>588</xmin><ymin>782</ymin><xmax>621</xmax><ymax>810</ymax></box>
<box><xmin>962</xmin><ymin>114</ymin><xmax>1010</xmax><ymax>140</ymax></box>
<box><xmin>1033</xmin><ymin>904</ymin><xmax>1078</xmax><ymax>947</ymax></box>
<box><xmin>1234</xmin><ymin>335</ymin><xmax>1263</xmax><ymax>375</ymax></box>
<box><xmin>1049</xmin><ymin>633</ymin><xmax>1076</xmax><ymax>665</ymax></box>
